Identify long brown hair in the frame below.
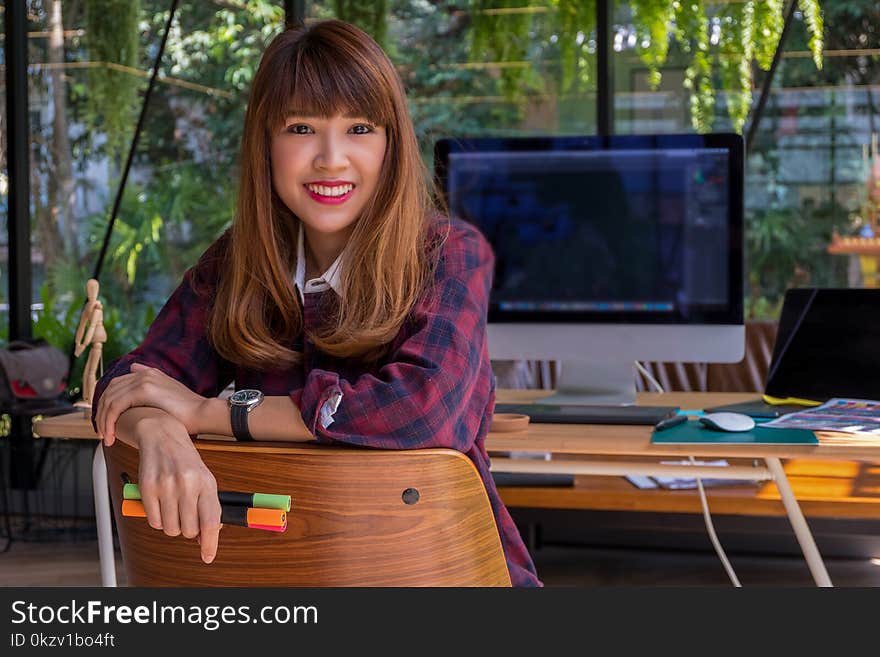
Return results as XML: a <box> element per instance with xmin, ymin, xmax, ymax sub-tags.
<box><xmin>208</xmin><ymin>20</ymin><xmax>442</xmax><ymax>370</ymax></box>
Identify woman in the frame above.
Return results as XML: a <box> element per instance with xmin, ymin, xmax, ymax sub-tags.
<box><xmin>92</xmin><ymin>19</ymin><xmax>540</xmax><ymax>587</ymax></box>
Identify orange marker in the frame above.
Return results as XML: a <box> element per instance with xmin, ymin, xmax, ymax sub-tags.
<box><xmin>121</xmin><ymin>499</ymin><xmax>286</xmax><ymax>532</ymax></box>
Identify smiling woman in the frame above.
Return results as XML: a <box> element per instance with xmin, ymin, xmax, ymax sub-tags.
<box><xmin>89</xmin><ymin>19</ymin><xmax>541</xmax><ymax>588</ymax></box>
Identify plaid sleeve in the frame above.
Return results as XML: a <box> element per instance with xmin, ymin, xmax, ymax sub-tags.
<box><xmin>90</xmin><ymin>234</ymin><xmax>235</xmax><ymax>433</ymax></box>
<box><xmin>296</xmin><ymin>222</ymin><xmax>495</xmax><ymax>451</ymax></box>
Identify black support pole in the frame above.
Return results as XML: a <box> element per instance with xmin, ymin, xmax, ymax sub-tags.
<box><xmin>5</xmin><ymin>0</ymin><xmax>39</xmax><ymax>497</ymax></box>
<box><xmin>745</xmin><ymin>0</ymin><xmax>798</xmax><ymax>153</ymax></box>
<box><xmin>596</xmin><ymin>0</ymin><xmax>613</xmax><ymax>137</ymax></box>
<box><xmin>5</xmin><ymin>0</ymin><xmax>33</xmax><ymax>342</ymax></box>
<box><xmin>285</xmin><ymin>0</ymin><xmax>307</xmax><ymax>27</ymax></box>
<box><xmin>91</xmin><ymin>0</ymin><xmax>180</xmax><ymax>281</ymax></box>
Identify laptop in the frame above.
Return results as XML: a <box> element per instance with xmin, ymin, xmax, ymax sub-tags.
<box><xmin>705</xmin><ymin>288</ymin><xmax>880</xmax><ymax>418</ymax></box>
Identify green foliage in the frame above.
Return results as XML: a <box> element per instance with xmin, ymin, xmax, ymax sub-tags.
<box><xmin>746</xmin><ymin>199</ymin><xmax>848</xmax><ymax>319</ymax></box>
<box><xmin>717</xmin><ymin>1</ymin><xmax>755</xmax><ymax>133</ymax></box>
<box><xmin>753</xmin><ymin>0</ymin><xmax>785</xmax><ymax>70</ymax></box>
<box><xmin>470</xmin><ymin>1</ymin><xmax>545</xmax><ymax>103</ymax></box>
<box><xmin>629</xmin><ymin>1</ymin><xmax>823</xmax><ymax>133</ymax></box>
<box><xmin>675</xmin><ymin>0</ymin><xmax>714</xmax><ymax>133</ymax></box>
<box><xmin>334</xmin><ymin>0</ymin><xmax>389</xmax><ymax>48</ymax></box>
<box><xmin>798</xmin><ymin>0</ymin><xmax>824</xmax><ymax>70</ymax></box>
<box><xmin>551</xmin><ymin>0</ymin><xmax>596</xmax><ymax>93</ymax></box>
<box><xmin>631</xmin><ymin>0</ymin><xmax>677</xmax><ymax>89</ymax></box>
<box><xmin>83</xmin><ymin>0</ymin><xmax>142</xmax><ymax>158</ymax></box>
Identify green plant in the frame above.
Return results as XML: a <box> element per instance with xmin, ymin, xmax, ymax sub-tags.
<box><xmin>470</xmin><ymin>1</ymin><xmax>546</xmax><ymax>104</ymax></box>
<box><xmin>631</xmin><ymin>0</ymin><xmax>677</xmax><ymax>89</ymax></box>
<box><xmin>629</xmin><ymin>1</ymin><xmax>824</xmax><ymax>132</ymax></box>
<box><xmin>551</xmin><ymin>0</ymin><xmax>596</xmax><ymax>93</ymax></box>
<box><xmin>745</xmin><ymin>198</ymin><xmax>848</xmax><ymax>319</ymax></box>
<box><xmin>83</xmin><ymin>0</ymin><xmax>141</xmax><ymax>158</ymax></box>
<box><xmin>675</xmin><ymin>0</ymin><xmax>714</xmax><ymax>132</ymax></box>
<box><xmin>334</xmin><ymin>0</ymin><xmax>389</xmax><ymax>48</ymax></box>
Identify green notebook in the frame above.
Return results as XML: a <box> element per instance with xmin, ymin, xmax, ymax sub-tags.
<box><xmin>651</xmin><ymin>419</ymin><xmax>818</xmax><ymax>445</ymax></box>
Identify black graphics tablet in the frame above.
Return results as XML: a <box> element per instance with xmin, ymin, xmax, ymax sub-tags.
<box><xmin>702</xmin><ymin>399</ymin><xmax>807</xmax><ymax>419</ymax></box>
<box><xmin>493</xmin><ymin>403</ymin><xmax>678</xmax><ymax>425</ymax></box>
<box><xmin>762</xmin><ymin>288</ymin><xmax>880</xmax><ymax>402</ymax></box>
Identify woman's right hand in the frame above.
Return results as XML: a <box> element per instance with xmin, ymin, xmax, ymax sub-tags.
<box><xmin>131</xmin><ymin>412</ymin><xmax>222</xmax><ymax>564</ymax></box>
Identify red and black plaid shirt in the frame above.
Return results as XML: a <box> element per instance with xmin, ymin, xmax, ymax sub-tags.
<box><xmin>92</xmin><ymin>217</ymin><xmax>541</xmax><ymax>587</ymax></box>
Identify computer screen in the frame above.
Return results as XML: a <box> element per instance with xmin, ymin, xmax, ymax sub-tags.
<box><xmin>435</xmin><ymin>133</ymin><xmax>745</xmax><ymax>404</ymax></box>
<box><xmin>765</xmin><ymin>288</ymin><xmax>880</xmax><ymax>402</ymax></box>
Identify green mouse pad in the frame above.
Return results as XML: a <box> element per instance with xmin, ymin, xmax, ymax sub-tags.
<box><xmin>651</xmin><ymin>419</ymin><xmax>818</xmax><ymax>445</ymax></box>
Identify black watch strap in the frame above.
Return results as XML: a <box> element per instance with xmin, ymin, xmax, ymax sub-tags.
<box><xmin>230</xmin><ymin>404</ymin><xmax>253</xmax><ymax>441</ymax></box>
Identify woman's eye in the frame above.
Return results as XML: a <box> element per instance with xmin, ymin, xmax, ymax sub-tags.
<box><xmin>349</xmin><ymin>124</ymin><xmax>374</xmax><ymax>135</ymax></box>
<box><xmin>286</xmin><ymin>124</ymin><xmax>313</xmax><ymax>134</ymax></box>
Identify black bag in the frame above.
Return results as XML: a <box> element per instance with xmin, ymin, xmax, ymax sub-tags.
<box><xmin>0</xmin><ymin>339</ymin><xmax>69</xmax><ymax>414</ymax></box>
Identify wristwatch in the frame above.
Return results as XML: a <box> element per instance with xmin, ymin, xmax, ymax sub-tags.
<box><xmin>228</xmin><ymin>389</ymin><xmax>264</xmax><ymax>441</ymax></box>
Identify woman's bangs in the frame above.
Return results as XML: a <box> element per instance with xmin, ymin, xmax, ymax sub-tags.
<box><xmin>280</xmin><ymin>46</ymin><xmax>393</xmax><ymax>126</ymax></box>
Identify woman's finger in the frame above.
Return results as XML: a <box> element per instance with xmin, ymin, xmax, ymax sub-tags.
<box><xmin>196</xmin><ymin>492</ymin><xmax>222</xmax><ymax>564</ymax></box>
<box><xmin>139</xmin><ymin>483</ymin><xmax>163</xmax><ymax>531</ymax></box>
<box><xmin>95</xmin><ymin>373</ymin><xmax>140</xmax><ymax>442</ymax></box>
<box><xmin>158</xmin><ymin>491</ymin><xmax>182</xmax><ymax>538</ymax></box>
<box><xmin>178</xmin><ymin>489</ymin><xmax>201</xmax><ymax>540</ymax></box>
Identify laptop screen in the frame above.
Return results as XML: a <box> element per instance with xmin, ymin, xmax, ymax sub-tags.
<box><xmin>764</xmin><ymin>288</ymin><xmax>880</xmax><ymax>402</ymax></box>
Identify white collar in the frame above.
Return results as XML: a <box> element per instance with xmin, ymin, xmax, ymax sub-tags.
<box><xmin>294</xmin><ymin>222</ymin><xmax>344</xmax><ymax>300</ymax></box>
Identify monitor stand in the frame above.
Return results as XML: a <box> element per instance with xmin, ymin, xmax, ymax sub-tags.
<box><xmin>538</xmin><ymin>360</ymin><xmax>637</xmax><ymax>406</ymax></box>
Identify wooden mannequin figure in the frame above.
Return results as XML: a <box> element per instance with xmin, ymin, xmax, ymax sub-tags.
<box><xmin>73</xmin><ymin>278</ymin><xmax>107</xmax><ymax>414</ymax></box>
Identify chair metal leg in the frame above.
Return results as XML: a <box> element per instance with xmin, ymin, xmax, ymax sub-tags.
<box><xmin>92</xmin><ymin>444</ymin><xmax>117</xmax><ymax>587</ymax></box>
<box><xmin>765</xmin><ymin>457</ymin><xmax>832</xmax><ymax>587</ymax></box>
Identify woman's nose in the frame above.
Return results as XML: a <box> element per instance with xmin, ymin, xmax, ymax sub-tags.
<box><xmin>314</xmin><ymin>135</ymin><xmax>349</xmax><ymax>171</ymax></box>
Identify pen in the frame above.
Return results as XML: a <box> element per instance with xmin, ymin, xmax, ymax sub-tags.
<box><xmin>654</xmin><ymin>414</ymin><xmax>688</xmax><ymax>432</ymax></box>
<box><xmin>122</xmin><ymin>480</ymin><xmax>291</xmax><ymax>511</ymax></box>
<box><xmin>121</xmin><ymin>499</ymin><xmax>287</xmax><ymax>532</ymax></box>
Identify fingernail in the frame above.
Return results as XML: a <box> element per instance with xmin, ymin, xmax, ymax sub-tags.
<box><xmin>205</xmin><ymin>554</ymin><xmax>215</xmax><ymax>564</ymax></box>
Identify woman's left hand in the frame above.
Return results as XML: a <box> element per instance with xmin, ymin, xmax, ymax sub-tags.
<box><xmin>95</xmin><ymin>363</ymin><xmax>209</xmax><ymax>446</ymax></box>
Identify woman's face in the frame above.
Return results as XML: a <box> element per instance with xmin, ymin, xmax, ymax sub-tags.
<box><xmin>271</xmin><ymin>112</ymin><xmax>387</xmax><ymax>244</ymax></box>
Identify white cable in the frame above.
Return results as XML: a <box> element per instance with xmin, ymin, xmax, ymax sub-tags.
<box><xmin>634</xmin><ymin>361</ymin><xmax>738</xmax><ymax>583</ymax></box>
<box><xmin>689</xmin><ymin>455</ymin><xmax>742</xmax><ymax>587</ymax></box>
<box><xmin>634</xmin><ymin>361</ymin><xmax>665</xmax><ymax>394</ymax></box>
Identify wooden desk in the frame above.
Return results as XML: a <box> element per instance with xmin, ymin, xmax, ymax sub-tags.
<box><xmin>483</xmin><ymin>391</ymin><xmax>880</xmax><ymax>587</ymax></box>
<box><xmin>488</xmin><ymin>391</ymin><xmax>880</xmax><ymax>459</ymax></box>
<box><xmin>36</xmin><ymin>391</ymin><xmax>879</xmax><ymax>587</ymax></box>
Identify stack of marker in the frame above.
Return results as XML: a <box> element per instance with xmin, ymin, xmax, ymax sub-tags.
<box><xmin>120</xmin><ymin>482</ymin><xmax>290</xmax><ymax>533</ymax></box>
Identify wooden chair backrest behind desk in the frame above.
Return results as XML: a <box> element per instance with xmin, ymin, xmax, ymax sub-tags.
<box><xmin>104</xmin><ymin>440</ymin><xmax>511</xmax><ymax>586</ymax></box>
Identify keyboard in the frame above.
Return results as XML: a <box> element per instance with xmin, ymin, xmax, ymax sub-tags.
<box><xmin>493</xmin><ymin>403</ymin><xmax>678</xmax><ymax>425</ymax></box>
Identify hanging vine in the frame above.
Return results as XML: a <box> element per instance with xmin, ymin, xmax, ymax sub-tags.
<box><xmin>551</xmin><ymin>0</ymin><xmax>596</xmax><ymax>93</ymax></box>
<box><xmin>630</xmin><ymin>0</ymin><xmax>677</xmax><ymax>89</ymax></box>
<box><xmin>470</xmin><ymin>1</ymin><xmax>545</xmax><ymax>103</ymax></box>
<box><xmin>674</xmin><ymin>0</ymin><xmax>713</xmax><ymax>133</ymax></box>
<box><xmin>717</xmin><ymin>1</ymin><xmax>756</xmax><ymax>132</ymax></box>
<box><xmin>753</xmin><ymin>0</ymin><xmax>785</xmax><ymax>70</ymax></box>
<box><xmin>466</xmin><ymin>1</ymin><xmax>824</xmax><ymax>134</ymax></box>
<box><xmin>83</xmin><ymin>0</ymin><xmax>141</xmax><ymax>158</ymax></box>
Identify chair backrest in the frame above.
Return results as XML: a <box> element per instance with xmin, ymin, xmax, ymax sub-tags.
<box><xmin>104</xmin><ymin>440</ymin><xmax>511</xmax><ymax>586</ymax></box>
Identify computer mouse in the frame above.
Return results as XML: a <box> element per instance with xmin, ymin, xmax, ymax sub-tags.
<box><xmin>699</xmin><ymin>412</ymin><xmax>756</xmax><ymax>433</ymax></box>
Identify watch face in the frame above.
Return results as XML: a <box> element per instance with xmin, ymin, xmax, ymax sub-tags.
<box><xmin>231</xmin><ymin>389</ymin><xmax>262</xmax><ymax>404</ymax></box>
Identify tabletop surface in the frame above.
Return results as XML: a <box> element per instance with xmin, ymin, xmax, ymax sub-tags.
<box><xmin>31</xmin><ymin>391</ymin><xmax>880</xmax><ymax>460</ymax></box>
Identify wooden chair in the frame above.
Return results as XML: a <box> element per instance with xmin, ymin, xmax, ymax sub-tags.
<box><xmin>104</xmin><ymin>439</ymin><xmax>512</xmax><ymax>586</ymax></box>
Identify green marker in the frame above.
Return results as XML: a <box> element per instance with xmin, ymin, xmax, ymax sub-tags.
<box><xmin>122</xmin><ymin>483</ymin><xmax>290</xmax><ymax>511</ymax></box>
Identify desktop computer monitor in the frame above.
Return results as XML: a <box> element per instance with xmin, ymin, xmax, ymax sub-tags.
<box><xmin>434</xmin><ymin>133</ymin><xmax>745</xmax><ymax>404</ymax></box>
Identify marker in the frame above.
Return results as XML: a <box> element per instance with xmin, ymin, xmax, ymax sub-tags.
<box><xmin>122</xmin><ymin>482</ymin><xmax>291</xmax><ymax>512</ymax></box>
<box><xmin>653</xmin><ymin>414</ymin><xmax>688</xmax><ymax>432</ymax></box>
<box><xmin>121</xmin><ymin>499</ymin><xmax>287</xmax><ymax>532</ymax></box>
